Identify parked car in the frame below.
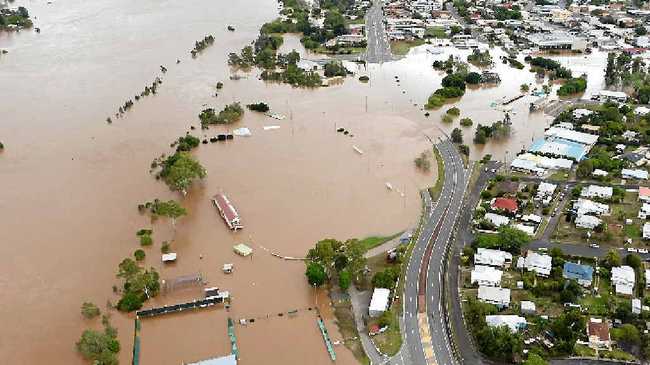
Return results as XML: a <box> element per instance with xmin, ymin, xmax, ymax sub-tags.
<box><xmin>589</xmin><ymin>243</ymin><xmax>600</xmax><ymax>248</ymax></box>
<box><xmin>627</xmin><ymin>247</ymin><xmax>638</xmax><ymax>253</ymax></box>
<box><xmin>639</xmin><ymin>248</ymin><xmax>648</xmax><ymax>254</ymax></box>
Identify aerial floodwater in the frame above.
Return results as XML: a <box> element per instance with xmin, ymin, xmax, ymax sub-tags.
<box><xmin>0</xmin><ymin>0</ymin><xmax>609</xmax><ymax>364</ymax></box>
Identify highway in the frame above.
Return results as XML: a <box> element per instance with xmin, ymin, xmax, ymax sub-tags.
<box><xmin>400</xmin><ymin>139</ymin><xmax>467</xmax><ymax>365</ymax></box>
<box><xmin>365</xmin><ymin>0</ymin><xmax>392</xmax><ymax>63</ymax></box>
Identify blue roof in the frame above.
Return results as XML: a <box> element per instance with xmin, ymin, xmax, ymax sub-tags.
<box><xmin>563</xmin><ymin>262</ymin><xmax>593</xmax><ymax>282</ymax></box>
<box><xmin>528</xmin><ymin>138</ymin><xmax>589</xmax><ymax>161</ymax></box>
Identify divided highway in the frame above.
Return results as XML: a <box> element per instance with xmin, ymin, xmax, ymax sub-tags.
<box><xmin>402</xmin><ymin>140</ymin><xmax>467</xmax><ymax>365</ymax></box>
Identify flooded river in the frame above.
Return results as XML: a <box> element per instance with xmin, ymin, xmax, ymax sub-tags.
<box><xmin>0</xmin><ymin>0</ymin><xmax>606</xmax><ymax>364</ymax></box>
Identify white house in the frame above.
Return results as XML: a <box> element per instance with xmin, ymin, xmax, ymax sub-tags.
<box><xmin>369</xmin><ymin>288</ymin><xmax>391</xmax><ymax>317</ymax></box>
<box><xmin>574</xmin><ymin>199</ymin><xmax>609</xmax><ymax>216</ymax></box>
<box><xmin>611</xmin><ymin>266</ymin><xmax>635</xmax><ymax>296</ymax></box>
<box><xmin>639</xmin><ymin>203</ymin><xmax>650</xmax><ymax>219</ymax></box>
<box><xmin>536</xmin><ymin>182</ymin><xmax>556</xmax><ymax>205</ymax></box>
<box><xmin>622</xmin><ymin>169</ymin><xmax>649</xmax><ymax>180</ymax></box>
<box><xmin>520</xmin><ymin>301</ymin><xmax>536</xmax><ymax>315</ymax></box>
<box><xmin>478</xmin><ymin>286</ymin><xmax>511</xmax><ymax>308</ymax></box>
<box><xmin>632</xmin><ymin>298</ymin><xmax>642</xmax><ymax>314</ymax></box>
<box><xmin>523</xmin><ymin>251</ymin><xmax>552</xmax><ymax>277</ymax></box>
<box><xmin>471</xmin><ymin>265</ymin><xmax>503</xmax><ymax>287</ymax></box>
<box><xmin>575</xmin><ymin>214</ymin><xmax>602</xmax><ymax>229</ymax></box>
<box><xmin>581</xmin><ymin>185</ymin><xmax>613</xmax><ymax>200</ymax></box>
<box><xmin>514</xmin><ymin>223</ymin><xmax>536</xmax><ymax>236</ymax></box>
<box><xmin>474</xmin><ymin>248</ymin><xmax>513</xmax><ymax>267</ymax></box>
<box><xmin>592</xmin><ymin>169</ymin><xmax>608</xmax><ymax>178</ymax></box>
<box><xmin>486</xmin><ymin>315</ymin><xmax>527</xmax><ymax>332</ymax></box>
<box><xmin>484</xmin><ymin>212</ymin><xmax>510</xmax><ymax>227</ymax></box>
<box><xmin>644</xmin><ymin>222</ymin><xmax>650</xmax><ymax>240</ymax></box>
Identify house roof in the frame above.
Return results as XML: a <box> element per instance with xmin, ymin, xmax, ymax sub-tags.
<box><xmin>587</xmin><ymin>318</ymin><xmax>610</xmax><ymax>342</ymax></box>
<box><xmin>492</xmin><ymin>197</ymin><xmax>518</xmax><ymax>212</ymax></box>
<box><xmin>563</xmin><ymin>262</ymin><xmax>594</xmax><ymax>282</ymax></box>
<box><xmin>639</xmin><ymin>187</ymin><xmax>650</xmax><ymax>198</ymax></box>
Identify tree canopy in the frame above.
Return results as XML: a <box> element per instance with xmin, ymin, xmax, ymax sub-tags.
<box><xmin>159</xmin><ymin>152</ymin><xmax>207</xmax><ymax>193</ymax></box>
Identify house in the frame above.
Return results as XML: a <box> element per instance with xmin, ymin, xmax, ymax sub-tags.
<box><xmin>592</xmin><ymin>169</ymin><xmax>608</xmax><ymax>178</ymax></box>
<box><xmin>486</xmin><ymin>315</ymin><xmax>527</xmax><ymax>332</ymax></box>
<box><xmin>471</xmin><ymin>265</ymin><xmax>503</xmax><ymax>287</ymax></box>
<box><xmin>523</xmin><ymin>251</ymin><xmax>552</xmax><ymax>277</ymax></box>
<box><xmin>574</xmin><ymin>199</ymin><xmax>609</xmax><ymax>216</ymax></box>
<box><xmin>484</xmin><ymin>212</ymin><xmax>511</xmax><ymax>227</ymax></box>
<box><xmin>611</xmin><ymin>266</ymin><xmax>635</xmax><ymax>296</ymax></box>
<box><xmin>635</xmin><ymin>106</ymin><xmax>650</xmax><ymax>116</ymax></box>
<box><xmin>638</xmin><ymin>203</ymin><xmax>650</xmax><ymax>219</ymax></box>
<box><xmin>644</xmin><ymin>222</ymin><xmax>650</xmax><ymax>240</ymax></box>
<box><xmin>581</xmin><ymin>185</ymin><xmax>613</xmax><ymax>200</ymax></box>
<box><xmin>639</xmin><ymin>187</ymin><xmax>650</xmax><ymax>202</ymax></box>
<box><xmin>587</xmin><ymin>318</ymin><xmax>611</xmax><ymax>350</ymax></box>
<box><xmin>478</xmin><ymin>286</ymin><xmax>511</xmax><ymax>308</ymax></box>
<box><xmin>576</xmin><ymin>214</ymin><xmax>602</xmax><ymax>229</ymax></box>
<box><xmin>475</xmin><ymin>248</ymin><xmax>513</xmax><ymax>267</ymax></box>
<box><xmin>573</xmin><ymin>108</ymin><xmax>593</xmax><ymax>119</ymax></box>
<box><xmin>592</xmin><ymin>90</ymin><xmax>628</xmax><ymax>103</ymax></box>
<box><xmin>622</xmin><ymin>168</ymin><xmax>649</xmax><ymax>180</ymax></box>
<box><xmin>536</xmin><ymin>182</ymin><xmax>556</xmax><ymax>206</ymax></box>
<box><xmin>520</xmin><ymin>301</ymin><xmax>536</xmax><ymax>315</ymax></box>
<box><xmin>491</xmin><ymin>197</ymin><xmax>518</xmax><ymax>213</ymax></box>
<box><xmin>632</xmin><ymin>298</ymin><xmax>642</xmax><ymax>314</ymax></box>
<box><xmin>369</xmin><ymin>288</ymin><xmax>391</xmax><ymax>317</ymax></box>
<box><xmin>514</xmin><ymin>223</ymin><xmax>536</xmax><ymax>236</ymax></box>
<box><xmin>563</xmin><ymin>262</ymin><xmax>594</xmax><ymax>287</ymax></box>
<box><xmin>621</xmin><ymin>152</ymin><xmax>646</xmax><ymax>167</ymax></box>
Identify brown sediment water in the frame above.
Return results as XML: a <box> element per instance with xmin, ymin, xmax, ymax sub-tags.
<box><xmin>0</xmin><ymin>0</ymin><xmax>607</xmax><ymax>363</ymax></box>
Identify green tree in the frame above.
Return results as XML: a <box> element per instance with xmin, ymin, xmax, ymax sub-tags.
<box><xmin>81</xmin><ymin>302</ymin><xmax>101</xmax><ymax>319</ymax></box>
<box><xmin>338</xmin><ymin>270</ymin><xmax>351</xmax><ymax>290</ymax></box>
<box><xmin>576</xmin><ymin>159</ymin><xmax>594</xmax><ymax>178</ymax></box>
<box><xmin>76</xmin><ymin>323</ymin><xmax>120</xmax><ymax>365</ymax></box>
<box><xmin>496</xmin><ymin>225</ymin><xmax>531</xmax><ymax>253</ymax></box>
<box><xmin>134</xmin><ymin>249</ymin><xmax>146</xmax><ymax>261</ymax></box>
<box><xmin>372</xmin><ymin>267</ymin><xmax>399</xmax><ymax>289</ymax></box>
<box><xmin>612</xmin><ymin>324</ymin><xmax>641</xmax><ymax>346</ymax></box>
<box><xmin>465</xmin><ymin>72</ymin><xmax>482</xmax><ymax>84</ymax></box>
<box><xmin>307</xmin><ymin>238</ymin><xmax>341</xmax><ymax>271</ymax></box>
<box><xmin>604</xmin><ymin>249</ymin><xmax>621</xmax><ymax>268</ymax></box>
<box><xmin>343</xmin><ymin>239</ymin><xmax>367</xmax><ymax>281</ymax></box>
<box><xmin>625</xmin><ymin>253</ymin><xmax>642</xmax><ymax>269</ymax></box>
<box><xmin>160</xmin><ymin>152</ymin><xmax>207</xmax><ymax>193</ymax></box>
<box><xmin>451</xmin><ymin>128</ymin><xmax>463</xmax><ymax>143</ymax></box>
<box><xmin>306</xmin><ymin>262</ymin><xmax>327</xmax><ymax>286</ymax></box>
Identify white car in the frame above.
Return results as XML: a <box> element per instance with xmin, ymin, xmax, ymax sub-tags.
<box><xmin>589</xmin><ymin>243</ymin><xmax>600</xmax><ymax>248</ymax></box>
<box><xmin>627</xmin><ymin>247</ymin><xmax>638</xmax><ymax>253</ymax></box>
<box><xmin>639</xmin><ymin>248</ymin><xmax>649</xmax><ymax>254</ymax></box>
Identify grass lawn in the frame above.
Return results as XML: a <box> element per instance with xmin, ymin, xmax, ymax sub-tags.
<box><xmin>549</xmin><ymin>170</ymin><xmax>569</xmax><ymax>181</ymax></box>
<box><xmin>332</xmin><ymin>296</ymin><xmax>371</xmax><ymax>365</ymax></box>
<box><xmin>390</xmin><ymin>40</ymin><xmax>425</xmax><ymax>55</ymax></box>
<box><xmin>600</xmin><ymin>348</ymin><xmax>636</xmax><ymax>361</ymax></box>
<box><xmin>369</xmin><ymin>309</ymin><xmax>402</xmax><ymax>356</ymax></box>
<box><xmin>358</xmin><ymin>233</ymin><xmax>402</xmax><ymax>252</ymax></box>
<box><xmin>425</xmin><ymin>26</ymin><xmax>448</xmax><ymax>38</ymax></box>
<box><xmin>574</xmin><ymin>344</ymin><xmax>596</xmax><ymax>357</ymax></box>
<box><xmin>313</xmin><ymin>46</ymin><xmax>366</xmax><ymax>55</ymax></box>
<box><xmin>429</xmin><ymin>148</ymin><xmax>445</xmax><ymax>202</ymax></box>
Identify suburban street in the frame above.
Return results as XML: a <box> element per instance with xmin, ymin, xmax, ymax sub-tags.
<box><xmin>365</xmin><ymin>0</ymin><xmax>392</xmax><ymax>63</ymax></box>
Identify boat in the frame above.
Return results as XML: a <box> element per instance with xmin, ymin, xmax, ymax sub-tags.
<box><xmin>352</xmin><ymin>145</ymin><xmax>364</xmax><ymax>155</ymax></box>
<box><xmin>212</xmin><ymin>193</ymin><xmax>243</xmax><ymax>230</ymax></box>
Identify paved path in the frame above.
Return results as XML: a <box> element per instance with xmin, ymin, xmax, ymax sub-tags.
<box><xmin>364</xmin><ymin>236</ymin><xmax>402</xmax><ymax>259</ymax></box>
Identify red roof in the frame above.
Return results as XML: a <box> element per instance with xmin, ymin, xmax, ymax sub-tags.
<box><xmin>640</xmin><ymin>187</ymin><xmax>650</xmax><ymax>197</ymax></box>
<box><xmin>492</xmin><ymin>198</ymin><xmax>518</xmax><ymax>213</ymax></box>
<box><xmin>588</xmin><ymin>319</ymin><xmax>610</xmax><ymax>341</ymax></box>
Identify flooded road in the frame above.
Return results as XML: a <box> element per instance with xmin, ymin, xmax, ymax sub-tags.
<box><xmin>0</xmin><ymin>1</ymin><xmax>606</xmax><ymax>364</ymax></box>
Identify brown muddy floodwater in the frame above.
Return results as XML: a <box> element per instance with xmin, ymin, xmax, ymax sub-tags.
<box><xmin>0</xmin><ymin>0</ymin><xmax>607</xmax><ymax>364</ymax></box>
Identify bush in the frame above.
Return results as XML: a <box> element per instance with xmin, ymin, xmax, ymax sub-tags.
<box><xmin>199</xmin><ymin>102</ymin><xmax>244</xmax><ymax>126</ymax></box>
<box><xmin>465</xmin><ymin>72</ymin><xmax>482</xmax><ymax>84</ymax></box>
<box><xmin>557</xmin><ymin>78</ymin><xmax>587</xmax><ymax>96</ymax></box>
<box><xmin>246</xmin><ymin>102</ymin><xmax>270</xmax><ymax>113</ymax></box>
<box><xmin>414</xmin><ymin>152</ymin><xmax>431</xmax><ymax>171</ymax></box>
<box><xmin>324</xmin><ymin>61</ymin><xmax>346</xmax><ymax>77</ymax></box>
<box><xmin>460</xmin><ymin>117</ymin><xmax>473</xmax><ymax>127</ymax></box>
<box><xmin>76</xmin><ymin>327</ymin><xmax>120</xmax><ymax>365</ymax></box>
<box><xmin>81</xmin><ymin>302</ymin><xmax>101</xmax><ymax>319</ymax></box>
<box><xmin>447</xmin><ymin>107</ymin><xmax>461</xmax><ymax>116</ymax></box>
<box><xmin>372</xmin><ymin>267</ymin><xmax>399</xmax><ymax>289</ymax></box>
<box><xmin>175</xmin><ymin>135</ymin><xmax>200</xmax><ymax>152</ymax></box>
<box><xmin>451</xmin><ymin>128</ymin><xmax>463</xmax><ymax>143</ymax></box>
<box><xmin>161</xmin><ymin>241</ymin><xmax>170</xmax><ymax>254</ymax></box>
<box><xmin>425</xmin><ymin>94</ymin><xmax>445</xmax><ymax>109</ymax></box>
<box><xmin>139</xmin><ymin>234</ymin><xmax>153</xmax><ymax>246</ymax></box>
<box><xmin>338</xmin><ymin>270</ymin><xmax>351</xmax><ymax>290</ymax></box>
<box><xmin>306</xmin><ymin>262</ymin><xmax>327</xmax><ymax>286</ymax></box>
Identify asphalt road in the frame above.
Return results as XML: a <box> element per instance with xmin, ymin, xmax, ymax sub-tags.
<box><xmin>425</xmin><ymin>141</ymin><xmax>468</xmax><ymax>365</ymax></box>
<box><xmin>365</xmin><ymin>0</ymin><xmax>392</xmax><ymax>64</ymax></box>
